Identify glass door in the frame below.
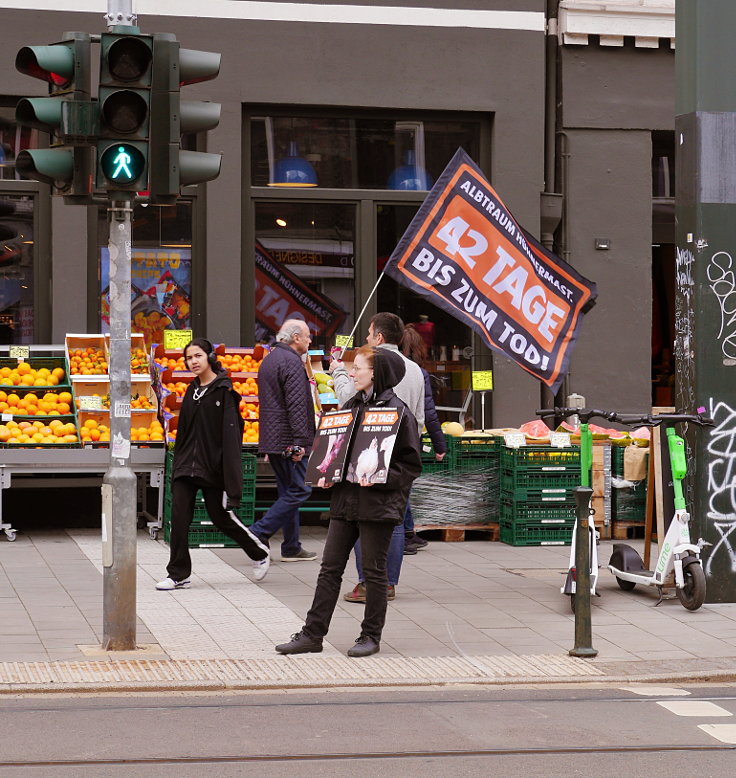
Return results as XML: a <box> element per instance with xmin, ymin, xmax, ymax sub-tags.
<box><xmin>0</xmin><ymin>191</ymin><xmax>38</xmax><ymax>344</ymax></box>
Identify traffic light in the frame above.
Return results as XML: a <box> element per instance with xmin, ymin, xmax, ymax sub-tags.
<box><xmin>14</xmin><ymin>32</ymin><xmax>95</xmax><ymax>200</ymax></box>
<box><xmin>97</xmin><ymin>31</ymin><xmax>152</xmax><ymax>192</ymax></box>
<box><xmin>149</xmin><ymin>37</ymin><xmax>222</xmax><ymax>204</ymax></box>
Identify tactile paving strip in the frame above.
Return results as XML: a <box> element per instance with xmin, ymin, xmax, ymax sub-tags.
<box><xmin>0</xmin><ymin>653</ymin><xmax>603</xmax><ymax>691</ymax></box>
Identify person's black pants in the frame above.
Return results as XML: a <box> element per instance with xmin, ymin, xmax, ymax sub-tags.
<box><xmin>303</xmin><ymin>518</ymin><xmax>395</xmax><ymax>644</ymax></box>
<box><xmin>167</xmin><ymin>476</ymin><xmax>266</xmax><ymax>581</ymax></box>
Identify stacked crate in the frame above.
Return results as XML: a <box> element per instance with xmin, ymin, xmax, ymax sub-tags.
<box><xmin>611</xmin><ymin>445</ymin><xmax>648</xmax><ymax>532</ymax></box>
<box><xmin>163</xmin><ymin>449</ymin><xmax>258</xmax><ymax>547</ymax></box>
<box><xmin>499</xmin><ymin>445</ymin><xmax>580</xmax><ymax>545</ymax></box>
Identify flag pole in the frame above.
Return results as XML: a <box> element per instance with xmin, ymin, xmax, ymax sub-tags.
<box><xmin>338</xmin><ymin>270</ymin><xmax>386</xmax><ymax>358</ymax></box>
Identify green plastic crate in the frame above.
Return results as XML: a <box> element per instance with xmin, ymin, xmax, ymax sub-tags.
<box><xmin>500</xmin><ymin>468</ymin><xmax>579</xmax><ymax>493</ymax></box>
<box><xmin>163</xmin><ymin>522</ymin><xmax>244</xmax><ymax>548</ymax></box>
<box><xmin>501</xmin><ymin>484</ymin><xmax>575</xmax><ymax>503</ymax></box>
<box><xmin>500</xmin><ymin>518</ymin><xmax>573</xmax><ymax>546</ymax></box>
<box><xmin>501</xmin><ymin>444</ymin><xmax>580</xmax><ymax>471</ymax></box>
<box><xmin>500</xmin><ymin>497</ymin><xmax>575</xmax><ymax>524</ymax></box>
<box><xmin>164</xmin><ymin>450</ymin><xmax>257</xmax><ymax>500</ymax></box>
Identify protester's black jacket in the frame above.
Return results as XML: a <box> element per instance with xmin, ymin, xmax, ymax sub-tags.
<box><xmin>328</xmin><ymin>350</ymin><xmax>421</xmax><ymax>524</ymax></box>
<box><xmin>258</xmin><ymin>342</ymin><xmax>315</xmax><ymax>455</ymax></box>
<box><xmin>172</xmin><ymin>371</ymin><xmax>245</xmax><ymax>502</ymax></box>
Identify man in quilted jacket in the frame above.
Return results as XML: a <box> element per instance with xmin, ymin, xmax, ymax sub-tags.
<box><xmin>249</xmin><ymin>319</ymin><xmax>317</xmax><ymax>581</ymax></box>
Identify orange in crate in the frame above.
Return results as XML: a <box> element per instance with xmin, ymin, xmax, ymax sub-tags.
<box><xmin>69</xmin><ymin>347</ymin><xmax>107</xmax><ymax>375</ymax></box>
<box><xmin>130</xmin><ymin>419</ymin><xmax>165</xmax><ymax>443</ymax></box>
<box><xmin>233</xmin><ymin>377</ymin><xmax>258</xmax><ymax>396</ymax></box>
<box><xmin>0</xmin><ymin>418</ymin><xmax>78</xmax><ymax>444</ymax></box>
<box><xmin>0</xmin><ymin>365</ymin><xmax>66</xmax><ymax>386</ymax></box>
<box><xmin>243</xmin><ymin>419</ymin><xmax>259</xmax><ymax>445</ymax></box>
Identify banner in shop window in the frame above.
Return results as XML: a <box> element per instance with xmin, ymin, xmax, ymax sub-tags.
<box><xmin>255</xmin><ymin>241</ymin><xmax>346</xmax><ymax>340</ymax></box>
<box><xmin>384</xmin><ymin>148</ymin><xmax>597</xmax><ymax>393</ymax></box>
<box><xmin>100</xmin><ymin>247</ymin><xmax>192</xmax><ymax>347</ymax></box>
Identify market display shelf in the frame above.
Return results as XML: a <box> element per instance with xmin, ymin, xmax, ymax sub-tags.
<box><xmin>0</xmin><ymin>357</ymin><xmax>71</xmax><ymax>390</ymax></box>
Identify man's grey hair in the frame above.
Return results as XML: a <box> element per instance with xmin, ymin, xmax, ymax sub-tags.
<box><xmin>276</xmin><ymin>319</ymin><xmax>307</xmax><ymax>344</ymax></box>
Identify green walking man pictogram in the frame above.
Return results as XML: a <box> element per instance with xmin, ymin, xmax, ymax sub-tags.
<box><xmin>112</xmin><ymin>146</ymin><xmax>133</xmax><ymax>180</ymax></box>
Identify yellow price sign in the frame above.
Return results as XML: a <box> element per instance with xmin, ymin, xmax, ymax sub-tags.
<box><xmin>163</xmin><ymin>329</ymin><xmax>193</xmax><ymax>350</ymax></box>
<box><xmin>335</xmin><ymin>334</ymin><xmax>354</xmax><ymax>348</ymax></box>
<box><xmin>471</xmin><ymin>370</ymin><xmax>494</xmax><ymax>391</ymax></box>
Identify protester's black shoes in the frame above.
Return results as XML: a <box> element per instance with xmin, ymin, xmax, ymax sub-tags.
<box><xmin>275</xmin><ymin>631</ymin><xmax>323</xmax><ymax>655</ymax></box>
<box><xmin>347</xmin><ymin>635</ymin><xmax>380</xmax><ymax>657</ymax></box>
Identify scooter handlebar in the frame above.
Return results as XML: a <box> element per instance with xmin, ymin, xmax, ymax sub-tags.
<box><xmin>536</xmin><ymin>408</ymin><xmax>715</xmax><ymax>428</ymax></box>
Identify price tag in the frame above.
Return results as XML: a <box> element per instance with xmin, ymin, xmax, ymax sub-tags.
<box><xmin>79</xmin><ymin>395</ymin><xmax>104</xmax><ymax>411</ymax></box>
<box><xmin>115</xmin><ymin>401</ymin><xmax>131</xmax><ymax>418</ymax></box>
<box><xmin>9</xmin><ymin>345</ymin><xmax>30</xmax><ymax>360</ymax></box>
<box><xmin>471</xmin><ymin>370</ymin><xmax>494</xmax><ymax>392</ymax></box>
<box><xmin>504</xmin><ymin>432</ymin><xmax>526</xmax><ymax>448</ymax></box>
<box><xmin>163</xmin><ymin>329</ymin><xmax>193</xmax><ymax>350</ymax></box>
<box><xmin>335</xmin><ymin>334</ymin><xmax>354</xmax><ymax>349</ymax></box>
<box><xmin>2</xmin><ymin>412</ymin><xmax>13</xmax><ymax>422</ymax></box>
<box><xmin>549</xmin><ymin>431</ymin><xmax>571</xmax><ymax>448</ymax></box>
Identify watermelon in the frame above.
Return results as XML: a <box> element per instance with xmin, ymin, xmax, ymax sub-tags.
<box><xmin>519</xmin><ymin>419</ymin><xmax>551</xmax><ymax>441</ymax></box>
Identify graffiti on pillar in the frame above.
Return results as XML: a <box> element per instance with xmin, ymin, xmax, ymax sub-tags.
<box><xmin>704</xmin><ymin>397</ymin><xmax>736</xmax><ymax>578</ymax></box>
<box><xmin>674</xmin><ymin>246</ymin><xmax>696</xmax><ymax>411</ymax></box>
<box><xmin>707</xmin><ymin>251</ymin><xmax>736</xmax><ymax>363</ymax></box>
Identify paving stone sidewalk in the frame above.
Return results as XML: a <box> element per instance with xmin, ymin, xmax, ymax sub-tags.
<box><xmin>1</xmin><ymin>526</ymin><xmax>736</xmax><ymax>691</ymax></box>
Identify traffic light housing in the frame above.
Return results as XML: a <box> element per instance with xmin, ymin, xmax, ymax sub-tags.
<box><xmin>14</xmin><ymin>32</ymin><xmax>95</xmax><ymax>200</ymax></box>
<box><xmin>97</xmin><ymin>31</ymin><xmax>153</xmax><ymax>192</ymax></box>
<box><xmin>149</xmin><ymin>37</ymin><xmax>222</xmax><ymax>204</ymax></box>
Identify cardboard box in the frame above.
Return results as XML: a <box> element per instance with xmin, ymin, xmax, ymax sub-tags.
<box><xmin>624</xmin><ymin>445</ymin><xmax>648</xmax><ymax>481</ymax></box>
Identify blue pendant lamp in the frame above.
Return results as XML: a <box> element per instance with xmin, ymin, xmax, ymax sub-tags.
<box><xmin>269</xmin><ymin>141</ymin><xmax>318</xmax><ymax>187</ymax></box>
<box><xmin>387</xmin><ymin>149</ymin><xmax>433</xmax><ymax>190</ymax></box>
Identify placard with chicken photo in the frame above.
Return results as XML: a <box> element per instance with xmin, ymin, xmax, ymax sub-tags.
<box><xmin>345</xmin><ymin>407</ymin><xmax>405</xmax><ymax>485</ymax></box>
<box><xmin>305</xmin><ymin>408</ymin><xmax>358</xmax><ymax>486</ymax></box>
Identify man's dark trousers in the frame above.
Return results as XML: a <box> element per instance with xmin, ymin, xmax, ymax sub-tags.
<box><xmin>251</xmin><ymin>456</ymin><xmax>311</xmax><ymax>556</ymax></box>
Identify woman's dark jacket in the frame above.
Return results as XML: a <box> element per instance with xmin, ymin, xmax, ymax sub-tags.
<box><xmin>421</xmin><ymin>366</ymin><xmax>447</xmax><ymax>455</ymax></box>
<box><xmin>172</xmin><ymin>370</ymin><xmax>245</xmax><ymax>502</ymax></box>
<box><xmin>328</xmin><ymin>350</ymin><xmax>422</xmax><ymax>525</ymax></box>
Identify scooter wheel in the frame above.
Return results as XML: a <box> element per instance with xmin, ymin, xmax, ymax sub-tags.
<box><xmin>616</xmin><ymin>576</ymin><xmax>636</xmax><ymax>591</ymax></box>
<box><xmin>676</xmin><ymin>563</ymin><xmax>706</xmax><ymax>611</ymax></box>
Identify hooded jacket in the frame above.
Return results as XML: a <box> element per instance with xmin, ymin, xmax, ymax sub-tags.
<box><xmin>328</xmin><ymin>349</ymin><xmax>422</xmax><ymax>524</ymax></box>
<box><xmin>172</xmin><ymin>370</ymin><xmax>245</xmax><ymax>502</ymax></box>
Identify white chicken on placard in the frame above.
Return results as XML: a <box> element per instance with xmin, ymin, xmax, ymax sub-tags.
<box><xmin>354</xmin><ymin>437</ymin><xmax>380</xmax><ymax>483</ymax></box>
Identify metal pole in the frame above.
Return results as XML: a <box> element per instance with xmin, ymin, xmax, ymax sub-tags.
<box><xmin>569</xmin><ymin>486</ymin><xmax>597</xmax><ymax>658</ymax></box>
<box><xmin>339</xmin><ymin>270</ymin><xmax>386</xmax><ymax>358</ymax></box>
<box><xmin>102</xmin><ymin>197</ymin><xmax>137</xmax><ymax>650</ymax></box>
<box><xmin>105</xmin><ymin>0</ymin><xmax>136</xmax><ymax>28</ymax></box>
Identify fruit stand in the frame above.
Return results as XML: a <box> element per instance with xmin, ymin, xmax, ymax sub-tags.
<box><xmin>0</xmin><ymin>342</ymin><xmax>166</xmax><ymax>541</ymax></box>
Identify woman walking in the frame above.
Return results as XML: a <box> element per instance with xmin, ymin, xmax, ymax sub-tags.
<box><xmin>276</xmin><ymin>347</ymin><xmax>421</xmax><ymax>657</ymax></box>
<box><xmin>156</xmin><ymin>338</ymin><xmax>269</xmax><ymax>590</ymax></box>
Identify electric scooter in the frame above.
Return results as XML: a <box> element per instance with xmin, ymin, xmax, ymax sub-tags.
<box><xmin>606</xmin><ymin>412</ymin><xmax>713</xmax><ymax>611</ymax></box>
<box><xmin>537</xmin><ymin>407</ymin><xmax>615</xmax><ymax>613</ymax></box>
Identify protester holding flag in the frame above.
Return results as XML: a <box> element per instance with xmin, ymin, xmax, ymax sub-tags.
<box><xmin>276</xmin><ymin>347</ymin><xmax>421</xmax><ymax>658</ymax></box>
<box><xmin>400</xmin><ymin>323</ymin><xmax>447</xmax><ymax>553</ymax></box>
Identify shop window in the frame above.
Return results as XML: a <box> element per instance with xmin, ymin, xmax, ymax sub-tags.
<box><xmin>251</xmin><ymin>115</ymin><xmax>481</xmax><ymax>190</ymax></box>
<box><xmin>376</xmin><ymin>204</ymin><xmax>471</xmax><ymax>419</ymax></box>
<box><xmin>0</xmin><ymin>105</ymin><xmax>43</xmax><ymax>182</ymax></box>
<box><xmin>97</xmin><ymin>201</ymin><xmax>193</xmax><ymax>347</ymax></box>
<box><xmin>254</xmin><ymin>201</ymin><xmax>355</xmax><ymax>348</ymax></box>
<box><xmin>0</xmin><ymin>193</ymin><xmax>35</xmax><ymax>344</ymax></box>
<box><xmin>652</xmin><ymin>131</ymin><xmax>675</xmax><ymax>198</ymax></box>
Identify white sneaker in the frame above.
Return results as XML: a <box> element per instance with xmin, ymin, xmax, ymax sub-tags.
<box><xmin>155</xmin><ymin>577</ymin><xmax>190</xmax><ymax>591</ymax></box>
<box><xmin>253</xmin><ymin>555</ymin><xmax>270</xmax><ymax>582</ymax></box>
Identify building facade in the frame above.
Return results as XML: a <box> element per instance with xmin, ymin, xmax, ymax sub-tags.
<box><xmin>0</xmin><ymin>0</ymin><xmax>676</xmax><ymax>425</ymax></box>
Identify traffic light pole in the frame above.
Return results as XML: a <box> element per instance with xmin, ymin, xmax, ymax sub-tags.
<box><xmin>101</xmin><ymin>197</ymin><xmax>137</xmax><ymax>651</ymax></box>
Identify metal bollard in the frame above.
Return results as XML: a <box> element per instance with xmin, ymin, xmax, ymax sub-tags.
<box><xmin>569</xmin><ymin>486</ymin><xmax>598</xmax><ymax>658</ymax></box>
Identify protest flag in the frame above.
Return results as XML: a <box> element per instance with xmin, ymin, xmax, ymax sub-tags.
<box><xmin>384</xmin><ymin>148</ymin><xmax>597</xmax><ymax>393</ymax></box>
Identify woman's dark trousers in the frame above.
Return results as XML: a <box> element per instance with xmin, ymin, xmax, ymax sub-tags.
<box><xmin>303</xmin><ymin>518</ymin><xmax>395</xmax><ymax>644</ymax></box>
<box><xmin>167</xmin><ymin>476</ymin><xmax>265</xmax><ymax>581</ymax></box>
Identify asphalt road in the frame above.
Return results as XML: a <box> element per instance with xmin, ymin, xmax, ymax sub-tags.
<box><xmin>2</xmin><ymin>684</ymin><xmax>736</xmax><ymax>777</ymax></box>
